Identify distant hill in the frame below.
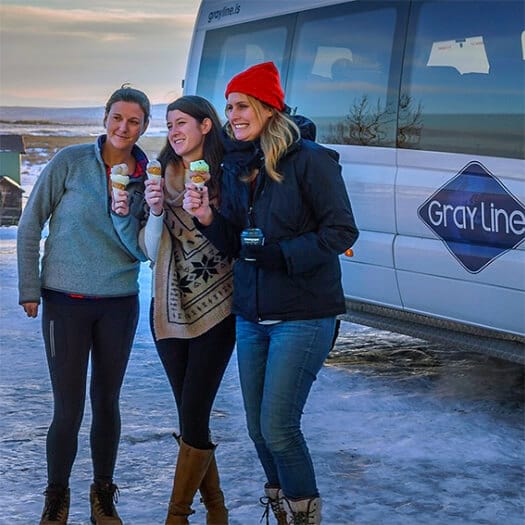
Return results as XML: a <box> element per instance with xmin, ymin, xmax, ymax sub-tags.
<box><xmin>0</xmin><ymin>104</ymin><xmax>167</xmax><ymax>126</ymax></box>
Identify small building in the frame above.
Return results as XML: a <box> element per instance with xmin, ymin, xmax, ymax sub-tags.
<box><xmin>0</xmin><ymin>134</ymin><xmax>26</xmax><ymax>226</ymax></box>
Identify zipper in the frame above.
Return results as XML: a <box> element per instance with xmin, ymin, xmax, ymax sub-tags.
<box><xmin>246</xmin><ymin>162</ymin><xmax>266</xmax><ymax>320</ymax></box>
<box><xmin>247</xmin><ymin>164</ymin><xmax>266</xmax><ymax>227</ymax></box>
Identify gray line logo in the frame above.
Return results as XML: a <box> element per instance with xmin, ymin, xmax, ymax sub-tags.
<box><xmin>417</xmin><ymin>161</ymin><xmax>525</xmax><ymax>273</ymax></box>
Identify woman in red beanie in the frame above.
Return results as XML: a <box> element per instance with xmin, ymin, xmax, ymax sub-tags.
<box><xmin>183</xmin><ymin>62</ymin><xmax>359</xmax><ymax>525</ymax></box>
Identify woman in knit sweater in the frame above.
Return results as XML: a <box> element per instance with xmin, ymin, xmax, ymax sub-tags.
<box><xmin>17</xmin><ymin>85</ymin><xmax>151</xmax><ymax>525</ymax></box>
<box><xmin>141</xmin><ymin>95</ymin><xmax>235</xmax><ymax>525</ymax></box>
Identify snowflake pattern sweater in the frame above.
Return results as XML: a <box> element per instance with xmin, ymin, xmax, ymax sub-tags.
<box><xmin>142</xmin><ymin>163</ymin><xmax>233</xmax><ymax>339</ymax></box>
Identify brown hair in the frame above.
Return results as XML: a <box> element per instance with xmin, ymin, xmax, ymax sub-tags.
<box><xmin>103</xmin><ymin>83</ymin><xmax>151</xmax><ymax>127</ymax></box>
<box><xmin>158</xmin><ymin>95</ymin><xmax>224</xmax><ymax>200</ymax></box>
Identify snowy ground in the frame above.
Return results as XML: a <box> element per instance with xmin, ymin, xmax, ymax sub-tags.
<box><xmin>1</xmin><ymin>225</ymin><xmax>523</xmax><ymax>525</ymax></box>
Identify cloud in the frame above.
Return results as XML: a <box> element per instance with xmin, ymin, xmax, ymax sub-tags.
<box><xmin>1</xmin><ymin>5</ymin><xmax>195</xmax><ymax>42</ymax></box>
<box><xmin>0</xmin><ymin>3</ymin><xmax>199</xmax><ymax>107</ymax></box>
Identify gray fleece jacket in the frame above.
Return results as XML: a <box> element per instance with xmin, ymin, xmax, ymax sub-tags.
<box><xmin>17</xmin><ymin>136</ymin><xmax>148</xmax><ymax>304</ymax></box>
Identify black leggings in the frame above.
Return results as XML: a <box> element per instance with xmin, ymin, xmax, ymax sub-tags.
<box><xmin>42</xmin><ymin>290</ymin><xmax>138</xmax><ymax>487</ymax></box>
<box><xmin>151</xmin><ymin>300</ymin><xmax>235</xmax><ymax>450</ymax></box>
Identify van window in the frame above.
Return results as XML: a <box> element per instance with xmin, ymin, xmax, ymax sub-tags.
<box><xmin>196</xmin><ymin>15</ymin><xmax>293</xmax><ymax>116</ymax></box>
<box><xmin>286</xmin><ymin>2</ymin><xmax>404</xmax><ymax>146</ymax></box>
<box><xmin>400</xmin><ymin>0</ymin><xmax>525</xmax><ymax>159</ymax></box>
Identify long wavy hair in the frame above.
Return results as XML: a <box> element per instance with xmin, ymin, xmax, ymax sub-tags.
<box><xmin>158</xmin><ymin>95</ymin><xmax>223</xmax><ymax>200</ymax></box>
<box><xmin>224</xmin><ymin>94</ymin><xmax>300</xmax><ymax>182</ymax></box>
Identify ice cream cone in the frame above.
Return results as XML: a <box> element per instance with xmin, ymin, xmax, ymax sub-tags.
<box><xmin>110</xmin><ymin>163</ymin><xmax>129</xmax><ymax>200</ymax></box>
<box><xmin>146</xmin><ymin>160</ymin><xmax>162</xmax><ymax>182</ymax></box>
<box><xmin>189</xmin><ymin>159</ymin><xmax>209</xmax><ymax>190</ymax></box>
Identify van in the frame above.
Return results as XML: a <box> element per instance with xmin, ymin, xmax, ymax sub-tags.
<box><xmin>183</xmin><ymin>0</ymin><xmax>525</xmax><ymax>363</ymax></box>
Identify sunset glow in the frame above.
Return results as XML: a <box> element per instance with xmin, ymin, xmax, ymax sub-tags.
<box><xmin>0</xmin><ymin>1</ymin><xmax>199</xmax><ymax>107</ymax></box>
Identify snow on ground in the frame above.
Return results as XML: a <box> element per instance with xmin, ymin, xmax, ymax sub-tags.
<box><xmin>1</xmin><ymin>226</ymin><xmax>523</xmax><ymax>525</ymax></box>
<box><xmin>3</xmin><ymin>132</ymin><xmax>522</xmax><ymax>524</ymax></box>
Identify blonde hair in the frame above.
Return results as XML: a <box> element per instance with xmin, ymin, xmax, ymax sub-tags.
<box><xmin>225</xmin><ymin>95</ymin><xmax>300</xmax><ymax>182</ymax></box>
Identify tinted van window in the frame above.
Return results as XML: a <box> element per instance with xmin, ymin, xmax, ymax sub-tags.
<box><xmin>287</xmin><ymin>2</ymin><xmax>404</xmax><ymax>146</ymax></box>
<box><xmin>400</xmin><ymin>0</ymin><xmax>525</xmax><ymax>159</ymax></box>
<box><xmin>196</xmin><ymin>16</ymin><xmax>293</xmax><ymax>116</ymax></box>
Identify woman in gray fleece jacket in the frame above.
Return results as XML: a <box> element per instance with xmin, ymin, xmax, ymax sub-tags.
<box><xmin>17</xmin><ymin>85</ymin><xmax>150</xmax><ymax>525</ymax></box>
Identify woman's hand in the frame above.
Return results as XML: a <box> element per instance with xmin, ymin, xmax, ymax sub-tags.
<box><xmin>183</xmin><ymin>183</ymin><xmax>213</xmax><ymax>226</ymax></box>
<box><xmin>21</xmin><ymin>302</ymin><xmax>39</xmax><ymax>318</ymax></box>
<box><xmin>145</xmin><ymin>178</ymin><xmax>164</xmax><ymax>216</ymax></box>
<box><xmin>111</xmin><ymin>189</ymin><xmax>130</xmax><ymax>216</ymax></box>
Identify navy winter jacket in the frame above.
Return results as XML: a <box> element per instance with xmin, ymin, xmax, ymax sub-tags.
<box><xmin>197</xmin><ymin>121</ymin><xmax>359</xmax><ymax>322</ymax></box>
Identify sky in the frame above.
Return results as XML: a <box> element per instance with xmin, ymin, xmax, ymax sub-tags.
<box><xmin>0</xmin><ymin>1</ymin><xmax>200</xmax><ymax>108</ymax></box>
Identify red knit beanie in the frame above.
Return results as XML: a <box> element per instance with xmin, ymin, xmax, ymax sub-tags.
<box><xmin>225</xmin><ymin>62</ymin><xmax>285</xmax><ymax>111</ymax></box>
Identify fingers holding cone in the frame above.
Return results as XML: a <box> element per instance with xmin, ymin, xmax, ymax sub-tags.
<box><xmin>145</xmin><ymin>160</ymin><xmax>164</xmax><ymax>215</ymax></box>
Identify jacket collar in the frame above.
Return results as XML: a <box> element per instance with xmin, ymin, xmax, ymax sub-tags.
<box><xmin>97</xmin><ymin>134</ymin><xmax>148</xmax><ymax>180</ymax></box>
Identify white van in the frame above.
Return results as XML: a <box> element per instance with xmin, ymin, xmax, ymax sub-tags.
<box><xmin>183</xmin><ymin>0</ymin><xmax>525</xmax><ymax>363</ymax></box>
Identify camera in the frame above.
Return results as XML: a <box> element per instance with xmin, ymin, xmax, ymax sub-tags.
<box><xmin>240</xmin><ymin>228</ymin><xmax>265</xmax><ymax>261</ymax></box>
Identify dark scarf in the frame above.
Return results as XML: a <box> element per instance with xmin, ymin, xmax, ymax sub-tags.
<box><xmin>221</xmin><ymin>129</ymin><xmax>264</xmax><ymax>179</ymax></box>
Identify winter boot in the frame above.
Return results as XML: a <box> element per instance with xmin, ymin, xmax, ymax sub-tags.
<box><xmin>165</xmin><ymin>438</ymin><xmax>214</xmax><ymax>525</ymax></box>
<box><xmin>172</xmin><ymin>432</ymin><xmax>228</xmax><ymax>524</ymax></box>
<box><xmin>40</xmin><ymin>486</ymin><xmax>70</xmax><ymax>525</ymax></box>
<box><xmin>199</xmin><ymin>454</ymin><xmax>229</xmax><ymax>524</ymax></box>
<box><xmin>283</xmin><ymin>496</ymin><xmax>322</xmax><ymax>525</ymax></box>
<box><xmin>90</xmin><ymin>481</ymin><xmax>123</xmax><ymax>524</ymax></box>
<box><xmin>259</xmin><ymin>485</ymin><xmax>287</xmax><ymax>525</ymax></box>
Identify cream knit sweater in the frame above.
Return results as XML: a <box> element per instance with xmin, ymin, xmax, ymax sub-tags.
<box><xmin>141</xmin><ymin>163</ymin><xmax>233</xmax><ymax>339</ymax></box>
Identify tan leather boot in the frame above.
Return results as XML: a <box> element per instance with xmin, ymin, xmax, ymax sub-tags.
<box><xmin>165</xmin><ymin>439</ymin><xmax>214</xmax><ymax>525</ymax></box>
<box><xmin>90</xmin><ymin>482</ymin><xmax>122</xmax><ymax>524</ymax></box>
<box><xmin>199</xmin><ymin>454</ymin><xmax>229</xmax><ymax>524</ymax></box>
<box><xmin>172</xmin><ymin>432</ymin><xmax>229</xmax><ymax>524</ymax></box>
<box><xmin>39</xmin><ymin>486</ymin><xmax>70</xmax><ymax>525</ymax></box>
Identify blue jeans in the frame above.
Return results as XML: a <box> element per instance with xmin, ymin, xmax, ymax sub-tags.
<box><xmin>236</xmin><ymin>316</ymin><xmax>337</xmax><ymax>499</ymax></box>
